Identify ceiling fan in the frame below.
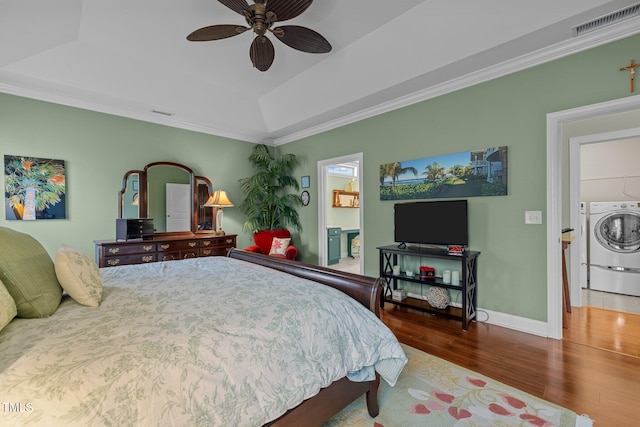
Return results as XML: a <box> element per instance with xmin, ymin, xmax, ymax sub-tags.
<box><xmin>187</xmin><ymin>0</ymin><xmax>332</xmax><ymax>72</ymax></box>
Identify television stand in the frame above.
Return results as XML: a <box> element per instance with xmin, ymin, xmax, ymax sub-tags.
<box><xmin>406</xmin><ymin>244</ymin><xmax>448</xmax><ymax>253</ymax></box>
<box><xmin>378</xmin><ymin>245</ymin><xmax>480</xmax><ymax>330</ymax></box>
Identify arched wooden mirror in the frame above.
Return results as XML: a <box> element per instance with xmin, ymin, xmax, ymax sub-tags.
<box><xmin>118</xmin><ymin>162</ymin><xmax>215</xmax><ymax>235</ymax></box>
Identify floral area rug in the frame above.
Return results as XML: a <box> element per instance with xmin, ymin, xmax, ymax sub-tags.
<box><xmin>324</xmin><ymin>344</ymin><xmax>593</xmax><ymax>427</ymax></box>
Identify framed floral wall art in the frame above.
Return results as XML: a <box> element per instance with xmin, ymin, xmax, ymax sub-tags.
<box><xmin>4</xmin><ymin>155</ymin><xmax>67</xmax><ymax>220</ymax></box>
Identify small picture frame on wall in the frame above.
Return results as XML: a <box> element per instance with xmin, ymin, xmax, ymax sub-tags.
<box><xmin>301</xmin><ymin>175</ymin><xmax>310</xmax><ymax>189</ymax></box>
<box><xmin>132</xmin><ymin>180</ymin><xmax>139</xmax><ymax>191</ymax></box>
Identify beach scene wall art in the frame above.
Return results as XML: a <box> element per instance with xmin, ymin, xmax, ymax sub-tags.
<box><xmin>380</xmin><ymin>147</ymin><xmax>507</xmax><ymax>201</ymax></box>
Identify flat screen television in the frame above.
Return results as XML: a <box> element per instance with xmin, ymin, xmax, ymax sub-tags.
<box><xmin>394</xmin><ymin>200</ymin><xmax>468</xmax><ymax>247</ymax></box>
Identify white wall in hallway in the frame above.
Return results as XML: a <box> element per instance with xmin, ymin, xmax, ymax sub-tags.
<box><xmin>581</xmin><ymin>137</ymin><xmax>640</xmax><ymax>205</ymax></box>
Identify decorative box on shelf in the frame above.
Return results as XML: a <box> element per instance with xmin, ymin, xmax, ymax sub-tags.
<box><xmin>419</xmin><ymin>266</ymin><xmax>435</xmax><ymax>280</ymax></box>
<box><xmin>392</xmin><ymin>289</ymin><xmax>407</xmax><ymax>301</ymax></box>
<box><xmin>116</xmin><ymin>218</ymin><xmax>154</xmax><ymax>241</ymax></box>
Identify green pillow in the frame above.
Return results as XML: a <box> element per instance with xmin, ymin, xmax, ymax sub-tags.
<box><xmin>0</xmin><ymin>227</ymin><xmax>62</xmax><ymax>318</ymax></box>
<box><xmin>0</xmin><ymin>278</ymin><xmax>17</xmax><ymax>331</ymax></box>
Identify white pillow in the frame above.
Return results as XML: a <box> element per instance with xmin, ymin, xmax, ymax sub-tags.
<box><xmin>54</xmin><ymin>245</ymin><xmax>103</xmax><ymax>307</ymax></box>
<box><xmin>269</xmin><ymin>237</ymin><xmax>291</xmax><ymax>256</ymax></box>
<box><xmin>0</xmin><ymin>278</ymin><xmax>17</xmax><ymax>331</ymax></box>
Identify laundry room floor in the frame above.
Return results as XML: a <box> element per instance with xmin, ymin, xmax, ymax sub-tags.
<box><xmin>582</xmin><ymin>288</ymin><xmax>640</xmax><ymax>314</ymax></box>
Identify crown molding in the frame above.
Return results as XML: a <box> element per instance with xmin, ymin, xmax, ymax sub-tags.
<box><xmin>272</xmin><ymin>16</ymin><xmax>640</xmax><ymax>146</ymax></box>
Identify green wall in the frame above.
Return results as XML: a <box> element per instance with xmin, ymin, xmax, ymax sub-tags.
<box><xmin>284</xmin><ymin>33</ymin><xmax>640</xmax><ymax>321</ymax></box>
<box><xmin>1</xmin><ymin>33</ymin><xmax>639</xmax><ymax>324</ymax></box>
<box><xmin>0</xmin><ymin>94</ymin><xmax>257</xmax><ymax>256</ymax></box>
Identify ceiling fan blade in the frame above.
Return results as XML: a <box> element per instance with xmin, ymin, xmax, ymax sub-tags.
<box><xmin>218</xmin><ymin>0</ymin><xmax>251</xmax><ymax>16</ymax></box>
<box><xmin>272</xmin><ymin>25</ymin><xmax>331</xmax><ymax>53</ymax></box>
<box><xmin>250</xmin><ymin>35</ymin><xmax>275</xmax><ymax>71</ymax></box>
<box><xmin>266</xmin><ymin>0</ymin><xmax>313</xmax><ymax>22</ymax></box>
<box><xmin>187</xmin><ymin>24</ymin><xmax>249</xmax><ymax>41</ymax></box>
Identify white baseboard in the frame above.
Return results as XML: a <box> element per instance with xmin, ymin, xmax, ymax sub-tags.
<box><xmin>478</xmin><ymin>308</ymin><xmax>549</xmax><ymax>338</ymax></box>
<box><xmin>407</xmin><ymin>292</ymin><xmax>550</xmax><ymax>338</ymax></box>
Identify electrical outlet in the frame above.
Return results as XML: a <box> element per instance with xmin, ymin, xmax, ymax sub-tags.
<box><xmin>525</xmin><ymin>211</ymin><xmax>542</xmax><ymax>224</ymax></box>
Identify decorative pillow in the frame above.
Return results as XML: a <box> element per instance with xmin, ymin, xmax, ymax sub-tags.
<box><xmin>55</xmin><ymin>245</ymin><xmax>103</xmax><ymax>307</ymax></box>
<box><xmin>269</xmin><ymin>237</ymin><xmax>291</xmax><ymax>256</ymax></box>
<box><xmin>0</xmin><ymin>279</ymin><xmax>17</xmax><ymax>332</ymax></box>
<box><xmin>0</xmin><ymin>227</ymin><xmax>62</xmax><ymax>318</ymax></box>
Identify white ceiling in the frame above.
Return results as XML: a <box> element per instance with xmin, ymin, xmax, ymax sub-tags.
<box><xmin>1</xmin><ymin>0</ymin><xmax>639</xmax><ymax>145</ymax></box>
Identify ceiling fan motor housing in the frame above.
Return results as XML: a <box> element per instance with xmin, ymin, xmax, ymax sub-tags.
<box><xmin>248</xmin><ymin>3</ymin><xmax>270</xmax><ymax>36</ymax></box>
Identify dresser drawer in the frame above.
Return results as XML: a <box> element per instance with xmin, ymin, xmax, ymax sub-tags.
<box><xmin>104</xmin><ymin>253</ymin><xmax>157</xmax><ymax>267</ymax></box>
<box><xmin>200</xmin><ymin>247</ymin><xmax>230</xmax><ymax>257</ymax></box>
<box><xmin>157</xmin><ymin>240</ymin><xmax>199</xmax><ymax>252</ymax></box>
<box><xmin>159</xmin><ymin>249</ymin><xmax>199</xmax><ymax>261</ymax></box>
<box><xmin>158</xmin><ymin>251</ymin><xmax>180</xmax><ymax>262</ymax></box>
<box><xmin>104</xmin><ymin>243</ymin><xmax>156</xmax><ymax>256</ymax></box>
<box><xmin>200</xmin><ymin>236</ymin><xmax>236</xmax><ymax>248</ymax></box>
<box><xmin>199</xmin><ymin>247</ymin><xmax>215</xmax><ymax>257</ymax></box>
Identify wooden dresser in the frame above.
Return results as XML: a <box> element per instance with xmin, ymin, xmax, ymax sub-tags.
<box><xmin>95</xmin><ymin>234</ymin><xmax>237</xmax><ymax>268</ymax></box>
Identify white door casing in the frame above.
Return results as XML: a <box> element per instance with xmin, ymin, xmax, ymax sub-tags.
<box><xmin>546</xmin><ymin>94</ymin><xmax>640</xmax><ymax>339</ymax></box>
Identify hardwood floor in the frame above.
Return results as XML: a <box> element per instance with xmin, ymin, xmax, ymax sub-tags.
<box><xmin>381</xmin><ymin>304</ymin><xmax>640</xmax><ymax>427</ymax></box>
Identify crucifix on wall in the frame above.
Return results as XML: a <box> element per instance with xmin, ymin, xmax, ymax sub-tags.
<box><xmin>620</xmin><ymin>59</ymin><xmax>640</xmax><ymax>92</ymax></box>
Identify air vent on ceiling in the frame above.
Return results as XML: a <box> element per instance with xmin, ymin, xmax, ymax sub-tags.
<box><xmin>573</xmin><ymin>3</ymin><xmax>640</xmax><ymax>36</ymax></box>
<box><xmin>151</xmin><ymin>109</ymin><xmax>174</xmax><ymax>117</ymax></box>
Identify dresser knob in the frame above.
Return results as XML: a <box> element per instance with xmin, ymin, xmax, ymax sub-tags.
<box><xmin>108</xmin><ymin>248</ymin><xmax>120</xmax><ymax>254</ymax></box>
<box><xmin>107</xmin><ymin>259</ymin><xmax>120</xmax><ymax>266</ymax></box>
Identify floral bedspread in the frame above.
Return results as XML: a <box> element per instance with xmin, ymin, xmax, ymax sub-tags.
<box><xmin>0</xmin><ymin>257</ymin><xmax>406</xmax><ymax>426</ymax></box>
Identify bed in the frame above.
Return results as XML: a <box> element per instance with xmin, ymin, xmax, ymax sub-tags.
<box><xmin>0</xmin><ymin>242</ymin><xmax>406</xmax><ymax>427</ymax></box>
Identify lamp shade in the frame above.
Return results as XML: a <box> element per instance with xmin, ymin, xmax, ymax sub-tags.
<box><xmin>204</xmin><ymin>190</ymin><xmax>234</xmax><ymax>207</ymax></box>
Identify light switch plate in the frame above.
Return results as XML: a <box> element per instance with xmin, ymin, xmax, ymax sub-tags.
<box><xmin>525</xmin><ymin>211</ymin><xmax>542</xmax><ymax>224</ymax></box>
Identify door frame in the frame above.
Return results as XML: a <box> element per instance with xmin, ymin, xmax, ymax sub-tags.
<box><xmin>546</xmin><ymin>94</ymin><xmax>640</xmax><ymax>339</ymax></box>
<box><xmin>317</xmin><ymin>153</ymin><xmax>364</xmax><ymax>271</ymax></box>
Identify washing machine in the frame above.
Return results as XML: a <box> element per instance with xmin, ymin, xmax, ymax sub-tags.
<box><xmin>589</xmin><ymin>201</ymin><xmax>640</xmax><ymax>296</ymax></box>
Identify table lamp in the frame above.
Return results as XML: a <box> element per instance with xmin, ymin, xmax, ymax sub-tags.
<box><xmin>204</xmin><ymin>190</ymin><xmax>234</xmax><ymax>235</ymax></box>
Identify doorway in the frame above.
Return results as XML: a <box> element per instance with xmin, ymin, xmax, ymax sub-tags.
<box><xmin>546</xmin><ymin>94</ymin><xmax>640</xmax><ymax>339</ymax></box>
<box><xmin>569</xmin><ymin>130</ymin><xmax>640</xmax><ymax>314</ymax></box>
<box><xmin>317</xmin><ymin>153</ymin><xmax>364</xmax><ymax>274</ymax></box>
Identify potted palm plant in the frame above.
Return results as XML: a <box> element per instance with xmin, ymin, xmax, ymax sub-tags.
<box><xmin>238</xmin><ymin>144</ymin><xmax>302</xmax><ymax>233</ymax></box>
<box><xmin>238</xmin><ymin>144</ymin><xmax>302</xmax><ymax>259</ymax></box>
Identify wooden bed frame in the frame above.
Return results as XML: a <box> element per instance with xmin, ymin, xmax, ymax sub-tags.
<box><xmin>227</xmin><ymin>249</ymin><xmax>384</xmax><ymax>427</ymax></box>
